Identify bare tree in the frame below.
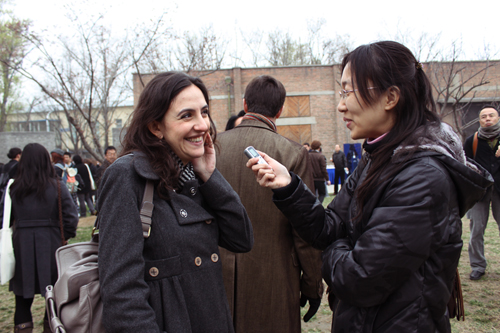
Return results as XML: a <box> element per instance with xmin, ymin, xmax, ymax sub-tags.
<box><xmin>428</xmin><ymin>40</ymin><xmax>496</xmax><ymax>140</ymax></box>
<box><xmin>176</xmin><ymin>25</ymin><xmax>227</xmax><ymax>73</ymax></box>
<box><xmin>16</xmin><ymin>12</ymin><xmax>167</xmax><ymax>161</ymax></box>
<box><xmin>305</xmin><ymin>18</ymin><xmax>352</xmax><ymax>65</ymax></box>
<box><xmin>266</xmin><ymin>30</ymin><xmax>298</xmax><ymax>66</ymax></box>
<box><xmin>391</xmin><ymin>25</ymin><xmax>442</xmax><ymax>62</ymax></box>
<box><xmin>130</xmin><ymin>14</ymin><xmax>173</xmax><ymax>87</ymax></box>
<box><xmin>247</xmin><ymin>21</ymin><xmax>352</xmax><ymax>67</ymax></box>
<box><xmin>0</xmin><ymin>0</ymin><xmax>30</xmax><ymax>132</ymax></box>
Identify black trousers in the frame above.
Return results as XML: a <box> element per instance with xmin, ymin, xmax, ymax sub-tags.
<box><xmin>314</xmin><ymin>180</ymin><xmax>327</xmax><ymax>203</ymax></box>
<box><xmin>334</xmin><ymin>169</ymin><xmax>345</xmax><ymax>194</ymax></box>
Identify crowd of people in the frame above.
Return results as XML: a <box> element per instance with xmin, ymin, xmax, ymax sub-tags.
<box><xmin>0</xmin><ymin>144</ymin><xmax>118</xmax><ymax>332</ymax></box>
<box><xmin>1</xmin><ymin>40</ymin><xmax>498</xmax><ymax>333</ymax></box>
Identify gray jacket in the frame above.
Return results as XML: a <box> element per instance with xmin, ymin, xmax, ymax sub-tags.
<box><xmin>97</xmin><ymin>152</ymin><xmax>253</xmax><ymax>333</ymax></box>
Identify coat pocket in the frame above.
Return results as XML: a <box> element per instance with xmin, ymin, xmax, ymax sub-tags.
<box><xmin>144</xmin><ymin>256</ymin><xmax>182</xmax><ymax>281</ymax></box>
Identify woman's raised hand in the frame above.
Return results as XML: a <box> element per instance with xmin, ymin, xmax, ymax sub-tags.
<box><xmin>246</xmin><ymin>151</ymin><xmax>291</xmax><ymax>189</ymax></box>
<box><xmin>193</xmin><ymin>132</ymin><xmax>215</xmax><ymax>182</ymax></box>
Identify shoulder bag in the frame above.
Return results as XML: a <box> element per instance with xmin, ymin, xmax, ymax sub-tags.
<box><xmin>45</xmin><ymin>180</ymin><xmax>154</xmax><ymax>333</ymax></box>
<box><xmin>0</xmin><ymin>179</ymin><xmax>15</xmax><ymax>285</ymax></box>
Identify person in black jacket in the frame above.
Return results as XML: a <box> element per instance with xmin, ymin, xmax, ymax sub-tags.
<box><xmin>247</xmin><ymin>41</ymin><xmax>493</xmax><ymax>332</ymax></box>
<box><xmin>2</xmin><ymin>147</ymin><xmax>22</xmax><ymax>179</ymax></box>
<box><xmin>5</xmin><ymin>143</ymin><xmax>78</xmax><ymax>332</ymax></box>
<box><xmin>463</xmin><ymin>105</ymin><xmax>500</xmax><ymax>280</ymax></box>
<box><xmin>331</xmin><ymin>145</ymin><xmax>347</xmax><ymax>195</ymax></box>
<box><xmin>73</xmin><ymin>155</ymin><xmax>96</xmax><ymax>216</ymax></box>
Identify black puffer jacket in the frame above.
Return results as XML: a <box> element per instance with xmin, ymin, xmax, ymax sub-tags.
<box><xmin>273</xmin><ymin>125</ymin><xmax>492</xmax><ymax>332</ymax></box>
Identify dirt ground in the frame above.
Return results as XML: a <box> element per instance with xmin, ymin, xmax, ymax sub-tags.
<box><xmin>2</xmin><ymin>216</ymin><xmax>499</xmax><ymax>332</ymax></box>
<box><xmin>78</xmin><ymin>215</ymin><xmax>97</xmax><ymax>227</ymax></box>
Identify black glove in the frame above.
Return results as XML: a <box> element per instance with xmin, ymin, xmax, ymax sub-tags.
<box><xmin>300</xmin><ymin>294</ymin><xmax>321</xmax><ymax>322</ymax></box>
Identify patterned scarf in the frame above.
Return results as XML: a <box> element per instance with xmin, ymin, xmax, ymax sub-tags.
<box><xmin>170</xmin><ymin>152</ymin><xmax>196</xmax><ymax>191</ymax></box>
<box><xmin>478</xmin><ymin>121</ymin><xmax>500</xmax><ymax>140</ymax></box>
<box><xmin>242</xmin><ymin>112</ymin><xmax>277</xmax><ymax>132</ymax></box>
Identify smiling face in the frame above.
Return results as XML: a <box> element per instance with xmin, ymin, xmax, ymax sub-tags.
<box><xmin>150</xmin><ymin>84</ymin><xmax>210</xmax><ymax>164</ymax></box>
<box><xmin>337</xmin><ymin>63</ymin><xmax>396</xmax><ymax>140</ymax></box>
<box><xmin>479</xmin><ymin>107</ymin><xmax>499</xmax><ymax>128</ymax></box>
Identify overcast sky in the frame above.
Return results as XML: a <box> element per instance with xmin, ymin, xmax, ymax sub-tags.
<box><xmin>10</xmin><ymin>0</ymin><xmax>500</xmax><ymax>61</ymax></box>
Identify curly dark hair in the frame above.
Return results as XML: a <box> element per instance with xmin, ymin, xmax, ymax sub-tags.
<box><xmin>121</xmin><ymin>72</ymin><xmax>216</xmax><ymax>198</ymax></box>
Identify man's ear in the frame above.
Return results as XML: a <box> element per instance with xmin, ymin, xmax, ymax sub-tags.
<box><xmin>275</xmin><ymin>106</ymin><xmax>284</xmax><ymax>119</ymax></box>
<box><xmin>385</xmin><ymin>86</ymin><xmax>400</xmax><ymax>111</ymax></box>
<box><xmin>148</xmin><ymin>121</ymin><xmax>163</xmax><ymax>140</ymax></box>
<box><xmin>243</xmin><ymin>99</ymin><xmax>248</xmax><ymax>113</ymax></box>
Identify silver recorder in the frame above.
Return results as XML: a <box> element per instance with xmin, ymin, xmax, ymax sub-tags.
<box><xmin>244</xmin><ymin>146</ymin><xmax>268</xmax><ymax>165</ymax></box>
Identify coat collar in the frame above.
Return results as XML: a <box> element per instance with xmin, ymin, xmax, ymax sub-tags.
<box><xmin>119</xmin><ymin>152</ymin><xmax>160</xmax><ymax>180</ymax></box>
<box><xmin>237</xmin><ymin>118</ymin><xmax>277</xmax><ymax>133</ymax></box>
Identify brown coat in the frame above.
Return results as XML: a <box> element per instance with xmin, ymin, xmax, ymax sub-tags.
<box><xmin>216</xmin><ymin>118</ymin><xmax>323</xmax><ymax>333</ymax></box>
<box><xmin>309</xmin><ymin>150</ymin><xmax>329</xmax><ymax>182</ymax></box>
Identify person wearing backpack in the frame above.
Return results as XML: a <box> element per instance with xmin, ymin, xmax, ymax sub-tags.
<box><xmin>464</xmin><ymin>105</ymin><xmax>500</xmax><ymax>281</ymax></box>
<box><xmin>3</xmin><ymin>143</ymin><xmax>78</xmax><ymax>333</ymax></box>
<box><xmin>50</xmin><ymin>149</ymin><xmax>81</xmax><ymax>210</ymax></box>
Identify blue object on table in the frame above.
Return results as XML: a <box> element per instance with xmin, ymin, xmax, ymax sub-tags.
<box><xmin>327</xmin><ymin>166</ymin><xmax>336</xmax><ymax>183</ymax></box>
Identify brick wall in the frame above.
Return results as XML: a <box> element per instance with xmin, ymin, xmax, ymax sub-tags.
<box><xmin>132</xmin><ymin>60</ymin><xmax>500</xmax><ymax>159</ymax></box>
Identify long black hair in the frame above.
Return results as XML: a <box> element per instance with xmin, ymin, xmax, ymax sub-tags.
<box><xmin>121</xmin><ymin>71</ymin><xmax>216</xmax><ymax>198</ymax></box>
<box><xmin>341</xmin><ymin>41</ymin><xmax>440</xmax><ymax>218</ymax></box>
<box><xmin>11</xmin><ymin>143</ymin><xmax>57</xmax><ymax>202</ymax></box>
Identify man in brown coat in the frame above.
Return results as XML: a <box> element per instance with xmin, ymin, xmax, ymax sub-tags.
<box><xmin>216</xmin><ymin>75</ymin><xmax>323</xmax><ymax>332</ymax></box>
<box><xmin>309</xmin><ymin>140</ymin><xmax>331</xmax><ymax>203</ymax></box>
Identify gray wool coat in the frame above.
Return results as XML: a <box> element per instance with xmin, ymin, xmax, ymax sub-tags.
<box><xmin>97</xmin><ymin>152</ymin><xmax>253</xmax><ymax>333</ymax></box>
<box><xmin>8</xmin><ymin>180</ymin><xmax>78</xmax><ymax>298</ymax></box>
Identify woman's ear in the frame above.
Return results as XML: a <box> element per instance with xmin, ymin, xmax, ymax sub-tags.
<box><xmin>385</xmin><ymin>86</ymin><xmax>400</xmax><ymax>111</ymax></box>
<box><xmin>148</xmin><ymin>121</ymin><xmax>163</xmax><ymax>140</ymax></box>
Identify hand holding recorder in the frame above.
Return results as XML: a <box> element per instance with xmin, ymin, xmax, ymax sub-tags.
<box><xmin>244</xmin><ymin>146</ymin><xmax>291</xmax><ymax>189</ymax></box>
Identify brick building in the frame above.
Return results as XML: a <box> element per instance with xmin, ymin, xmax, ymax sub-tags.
<box><xmin>134</xmin><ymin>65</ymin><xmax>355</xmax><ymax>160</ymax></box>
<box><xmin>134</xmin><ymin>61</ymin><xmax>500</xmax><ymax>159</ymax></box>
<box><xmin>3</xmin><ymin>61</ymin><xmax>498</xmax><ymax>164</ymax></box>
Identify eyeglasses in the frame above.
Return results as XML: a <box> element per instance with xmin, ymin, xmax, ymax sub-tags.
<box><xmin>339</xmin><ymin>87</ymin><xmax>378</xmax><ymax>99</ymax></box>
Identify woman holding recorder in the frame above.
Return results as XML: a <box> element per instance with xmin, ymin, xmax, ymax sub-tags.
<box><xmin>97</xmin><ymin>71</ymin><xmax>253</xmax><ymax>332</ymax></box>
<box><xmin>248</xmin><ymin>41</ymin><xmax>492</xmax><ymax>332</ymax></box>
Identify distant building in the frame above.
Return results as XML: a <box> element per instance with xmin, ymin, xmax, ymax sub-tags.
<box><xmin>3</xmin><ymin>61</ymin><xmax>499</xmax><ymax>163</ymax></box>
<box><xmin>133</xmin><ymin>61</ymin><xmax>500</xmax><ymax>159</ymax></box>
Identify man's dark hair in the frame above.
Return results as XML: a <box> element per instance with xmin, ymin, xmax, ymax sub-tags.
<box><xmin>479</xmin><ymin>105</ymin><xmax>499</xmax><ymax>116</ymax></box>
<box><xmin>225</xmin><ymin>110</ymin><xmax>246</xmax><ymax>131</ymax></box>
<box><xmin>244</xmin><ymin>75</ymin><xmax>286</xmax><ymax>118</ymax></box>
<box><xmin>73</xmin><ymin>154</ymin><xmax>83</xmax><ymax>165</ymax></box>
<box><xmin>105</xmin><ymin>146</ymin><xmax>117</xmax><ymax>155</ymax></box>
<box><xmin>7</xmin><ymin>147</ymin><xmax>22</xmax><ymax>159</ymax></box>
<box><xmin>63</xmin><ymin>151</ymin><xmax>71</xmax><ymax>157</ymax></box>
